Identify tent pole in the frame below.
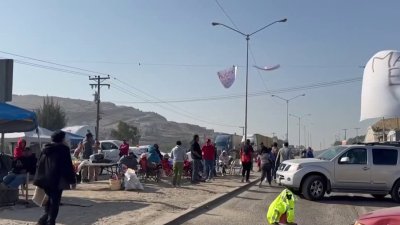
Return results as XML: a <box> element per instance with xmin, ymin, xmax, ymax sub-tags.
<box><xmin>36</xmin><ymin>128</ymin><xmax>42</xmax><ymax>150</ymax></box>
<box><xmin>1</xmin><ymin>133</ymin><xmax>4</xmax><ymax>154</ymax></box>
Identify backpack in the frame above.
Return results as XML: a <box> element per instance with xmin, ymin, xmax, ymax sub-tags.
<box><xmin>33</xmin><ymin>152</ymin><xmax>57</xmax><ymax>190</ymax></box>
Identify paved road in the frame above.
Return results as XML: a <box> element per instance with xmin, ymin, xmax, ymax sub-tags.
<box><xmin>183</xmin><ymin>183</ymin><xmax>398</xmax><ymax>225</ymax></box>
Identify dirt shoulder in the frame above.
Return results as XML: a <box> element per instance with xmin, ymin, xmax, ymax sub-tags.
<box><xmin>0</xmin><ymin>173</ymin><xmax>259</xmax><ymax>225</ymax></box>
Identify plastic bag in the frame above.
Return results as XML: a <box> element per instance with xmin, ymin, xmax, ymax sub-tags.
<box><xmin>32</xmin><ymin>186</ymin><xmax>48</xmax><ymax>207</ymax></box>
<box><xmin>124</xmin><ymin>169</ymin><xmax>144</xmax><ymax>190</ymax></box>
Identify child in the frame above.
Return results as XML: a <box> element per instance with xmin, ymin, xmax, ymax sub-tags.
<box><xmin>161</xmin><ymin>154</ymin><xmax>173</xmax><ymax>176</ymax></box>
<box><xmin>266</xmin><ymin>189</ymin><xmax>297</xmax><ymax>225</ymax></box>
<box><xmin>219</xmin><ymin>151</ymin><xmax>229</xmax><ymax>176</ymax></box>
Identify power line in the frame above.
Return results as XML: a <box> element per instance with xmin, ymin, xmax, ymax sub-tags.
<box><xmin>0</xmin><ymin>50</ymin><xmax>362</xmax><ymax>70</ymax></box>
<box><xmin>114</xmin><ymin>76</ymin><xmax>362</xmax><ymax>104</ymax></box>
<box><xmin>0</xmin><ymin>56</ymin><xmax>94</xmax><ymax>77</ymax></box>
<box><xmin>214</xmin><ymin>0</ymin><xmax>240</xmax><ymax>30</ymax></box>
<box><xmin>111</xmin><ymin>81</ymin><xmax>239</xmax><ymax>128</ymax></box>
<box><xmin>2</xmin><ymin>51</ymin><xmax>362</xmax><ymax>104</ymax></box>
<box><xmin>0</xmin><ymin>52</ymin><xmax>243</xmax><ymax>130</ymax></box>
<box><xmin>0</xmin><ymin>50</ymin><xmax>108</xmax><ymax>76</ymax></box>
<box><xmin>249</xmin><ymin>45</ymin><xmax>270</xmax><ymax>91</ymax></box>
<box><xmin>214</xmin><ymin>0</ymin><xmax>277</xmax><ymax>92</ymax></box>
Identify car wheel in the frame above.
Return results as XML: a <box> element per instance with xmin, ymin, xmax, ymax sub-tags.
<box><xmin>288</xmin><ymin>188</ymin><xmax>301</xmax><ymax>196</ymax></box>
<box><xmin>302</xmin><ymin>175</ymin><xmax>326</xmax><ymax>201</ymax></box>
<box><xmin>391</xmin><ymin>180</ymin><xmax>400</xmax><ymax>203</ymax></box>
<box><xmin>371</xmin><ymin>194</ymin><xmax>387</xmax><ymax>199</ymax></box>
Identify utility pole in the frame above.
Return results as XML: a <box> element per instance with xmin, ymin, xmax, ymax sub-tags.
<box><xmin>343</xmin><ymin>128</ymin><xmax>348</xmax><ymax>141</ymax></box>
<box><xmin>239</xmin><ymin>126</ymin><xmax>245</xmax><ymax>136</ymax></box>
<box><xmin>89</xmin><ymin>75</ymin><xmax>110</xmax><ymax>140</ymax></box>
<box><xmin>354</xmin><ymin>128</ymin><xmax>361</xmax><ymax>143</ymax></box>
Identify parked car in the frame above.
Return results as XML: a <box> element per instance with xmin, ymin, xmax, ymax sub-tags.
<box><xmin>100</xmin><ymin>140</ymin><xmax>150</xmax><ymax>159</ymax></box>
<box><xmin>353</xmin><ymin>206</ymin><xmax>400</xmax><ymax>225</ymax></box>
<box><xmin>276</xmin><ymin>143</ymin><xmax>400</xmax><ymax>202</ymax></box>
<box><xmin>130</xmin><ymin>145</ymin><xmax>150</xmax><ymax>158</ymax></box>
<box><xmin>100</xmin><ymin>140</ymin><xmax>123</xmax><ymax>151</ymax></box>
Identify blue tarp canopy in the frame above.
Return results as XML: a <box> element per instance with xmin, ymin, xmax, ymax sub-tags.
<box><xmin>65</xmin><ymin>132</ymin><xmax>84</xmax><ymax>146</ymax></box>
<box><xmin>0</xmin><ymin>103</ymin><xmax>38</xmax><ymax>133</ymax></box>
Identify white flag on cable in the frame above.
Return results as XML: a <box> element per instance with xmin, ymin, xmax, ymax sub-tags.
<box><xmin>217</xmin><ymin>65</ymin><xmax>237</xmax><ymax>89</ymax></box>
<box><xmin>253</xmin><ymin>64</ymin><xmax>280</xmax><ymax>71</ymax></box>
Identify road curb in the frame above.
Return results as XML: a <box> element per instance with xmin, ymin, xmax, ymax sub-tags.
<box><xmin>159</xmin><ymin>177</ymin><xmax>260</xmax><ymax>225</ymax></box>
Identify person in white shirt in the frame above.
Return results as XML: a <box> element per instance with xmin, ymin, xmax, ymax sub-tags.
<box><xmin>219</xmin><ymin>150</ymin><xmax>230</xmax><ymax>176</ymax></box>
<box><xmin>170</xmin><ymin>141</ymin><xmax>187</xmax><ymax>187</ymax></box>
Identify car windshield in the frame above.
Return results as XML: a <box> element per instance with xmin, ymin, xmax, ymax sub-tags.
<box><xmin>317</xmin><ymin>146</ymin><xmax>347</xmax><ymax>160</ymax></box>
<box><xmin>114</xmin><ymin>141</ymin><xmax>123</xmax><ymax>146</ymax></box>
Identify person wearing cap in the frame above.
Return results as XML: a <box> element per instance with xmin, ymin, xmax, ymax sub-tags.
<box><xmin>34</xmin><ymin>130</ymin><xmax>76</xmax><ymax>225</ymax></box>
<box><xmin>202</xmin><ymin>139</ymin><xmax>216</xmax><ymax>182</ymax></box>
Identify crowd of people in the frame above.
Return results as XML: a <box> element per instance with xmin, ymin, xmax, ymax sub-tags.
<box><xmin>0</xmin><ymin>130</ymin><xmax>310</xmax><ymax>225</ymax></box>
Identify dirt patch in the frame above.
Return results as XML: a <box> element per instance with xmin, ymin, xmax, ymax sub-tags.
<box><xmin>0</xmin><ymin>174</ymin><xmax>258</xmax><ymax>225</ymax></box>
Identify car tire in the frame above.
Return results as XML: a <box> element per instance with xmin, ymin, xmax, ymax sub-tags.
<box><xmin>391</xmin><ymin>180</ymin><xmax>400</xmax><ymax>203</ymax></box>
<box><xmin>301</xmin><ymin>175</ymin><xmax>326</xmax><ymax>201</ymax></box>
<box><xmin>371</xmin><ymin>194</ymin><xmax>387</xmax><ymax>199</ymax></box>
<box><xmin>288</xmin><ymin>188</ymin><xmax>301</xmax><ymax>196</ymax></box>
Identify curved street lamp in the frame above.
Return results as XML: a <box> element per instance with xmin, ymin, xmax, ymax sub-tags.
<box><xmin>271</xmin><ymin>93</ymin><xmax>305</xmax><ymax>142</ymax></box>
<box><xmin>290</xmin><ymin>113</ymin><xmax>311</xmax><ymax>147</ymax></box>
<box><xmin>212</xmin><ymin>18</ymin><xmax>287</xmax><ymax>141</ymax></box>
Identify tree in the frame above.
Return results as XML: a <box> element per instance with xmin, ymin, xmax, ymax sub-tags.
<box><xmin>110</xmin><ymin>121</ymin><xmax>141</xmax><ymax>145</ymax></box>
<box><xmin>36</xmin><ymin>96</ymin><xmax>68</xmax><ymax>131</ymax></box>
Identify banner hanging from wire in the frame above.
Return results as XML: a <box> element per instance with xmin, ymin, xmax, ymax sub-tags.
<box><xmin>217</xmin><ymin>65</ymin><xmax>237</xmax><ymax>88</ymax></box>
<box><xmin>253</xmin><ymin>64</ymin><xmax>280</xmax><ymax>71</ymax></box>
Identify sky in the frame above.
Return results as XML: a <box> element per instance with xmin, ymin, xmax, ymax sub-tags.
<box><xmin>1</xmin><ymin>0</ymin><xmax>399</xmax><ymax>149</ymax></box>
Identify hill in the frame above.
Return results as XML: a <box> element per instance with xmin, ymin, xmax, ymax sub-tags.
<box><xmin>10</xmin><ymin>95</ymin><xmax>214</xmax><ymax>150</ymax></box>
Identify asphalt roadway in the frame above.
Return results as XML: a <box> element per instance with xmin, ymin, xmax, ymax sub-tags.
<box><xmin>182</xmin><ymin>182</ymin><xmax>399</xmax><ymax>225</ymax></box>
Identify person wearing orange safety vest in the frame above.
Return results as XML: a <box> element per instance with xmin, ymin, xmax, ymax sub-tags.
<box><xmin>267</xmin><ymin>189</ymin><xmax>297</xmax><ymax>225</ymax></box>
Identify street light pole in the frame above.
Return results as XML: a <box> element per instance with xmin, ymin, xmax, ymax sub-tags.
<box><xmin>212</xmin><ymin>18</ymin><xmax>287</xmax><ymax>143</ymax></box>
<box><xmin>290</xmin><ymin>114</ymin><xmax>301</xmax><ymax>147</ymax></box>
<box><xmin>343</xmin><ymin>128</ymin><xmax>348</xmax><ymax>141</ymax></box>
<box><xmin>354</xmin><ymin>128</ymin><xmax>360</xmax><ymax>143</ymax></box>
<box><xmin>290</xmin><ymin>113</ymin><xmax>311</xmax><ymax>147</ymax></box>
<box><xmin>239</xmin><ymin>126</ymin><xmax>245</xmax><ymax>136</ymax></box>
<box><xmin>271</xmin><ymin>94</ymin><xmax>305</xmax><ymax>142</ymax></box>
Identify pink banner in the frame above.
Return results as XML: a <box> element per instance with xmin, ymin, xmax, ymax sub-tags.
<box><xmin>217</xmin><ymin>66</ymin><xmax>237</xmax><ymax>89</ymax></box>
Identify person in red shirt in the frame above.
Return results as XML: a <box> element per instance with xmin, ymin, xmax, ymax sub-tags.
<box><xmin>13</xmin><ymin>138</ymin><xmax>26</xmax><ymax>159</ymax></box>
<box><xmin>119</xmin><ymin>140</ymin><xmax>129</xmax><ymax>157</ymax></box>
<box><xmin>240</xmin><ymin>139</ymin><xmax>254</xmax><ymax>183</ymax></box>
<box><xmin>202</xmin><ymin>139</ymin><xmax>216</xmax><ymax>182</ymax></box>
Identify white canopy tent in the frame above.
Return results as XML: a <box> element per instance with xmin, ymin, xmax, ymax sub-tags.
<box><xmin>3</xmin><ymin>127</ymin><xmax>52</xmax><ymax>155</ymax></box>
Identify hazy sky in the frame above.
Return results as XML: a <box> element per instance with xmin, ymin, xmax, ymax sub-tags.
<box><xmin>1</xmin><ymin>0</ymin><xmax>398</xmax><ymax>149</ymax></box>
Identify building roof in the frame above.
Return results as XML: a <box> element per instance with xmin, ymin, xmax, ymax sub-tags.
<box><xmin>372</xmin><ymin>118</ymin><xmax>400</xmax><ymax>132</ymax></box>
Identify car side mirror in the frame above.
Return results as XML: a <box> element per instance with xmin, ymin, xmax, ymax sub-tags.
<box><xmin>340</xmin><ymin>157</ymin><xmax>350</xmax><ymax>163</ymax></box>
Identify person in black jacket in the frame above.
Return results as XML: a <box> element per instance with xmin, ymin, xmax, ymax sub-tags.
<box><xmin>34</xmin><ymin>130</ymin><xmax>76</xmax><ymax>225</ymax></box>
<box><xmin>190</xmin><ymin>134</ymin><xmax>202</xmax><ymax>183</ymax></box>
<box><xmin>153</xmin><ymin>144</ymin><xmax>163</xmax><ymax>160</ymax></box>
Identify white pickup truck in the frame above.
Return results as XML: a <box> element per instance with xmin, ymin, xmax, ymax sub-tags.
<box><xmin>276</xmin><ymin>144</ymin><xmax>400</xmax><ymax>202</ymax></box>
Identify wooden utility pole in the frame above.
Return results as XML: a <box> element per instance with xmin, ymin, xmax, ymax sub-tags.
<box><xmin>89</xmin><ymin>75</ymin><xmax>110</xmax><ymax>140</ymax></box>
